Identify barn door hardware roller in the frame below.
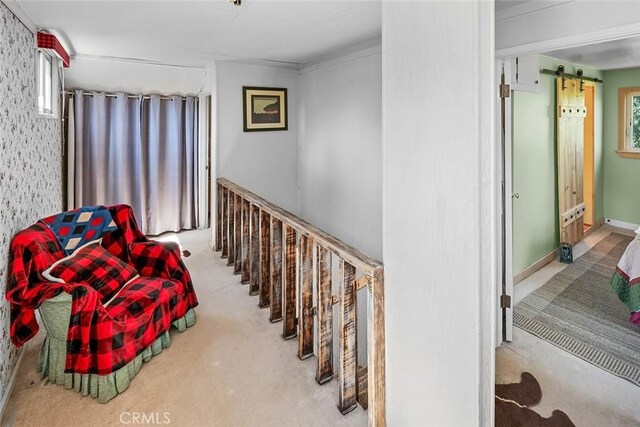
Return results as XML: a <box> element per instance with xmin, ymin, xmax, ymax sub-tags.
<box><xmin>540</xmin><ymin>65</ymin><xmax>604</xmax><ymax>86</ymax></box>
<box><xmin>558</xmin><ymin>65</ymin><xmax>566</xmax><ymax>90</ymax></box>
<box><xmin>577</xmin><ymin>69</ymin><xmax>584</xmax><ymax>92</ymax></box>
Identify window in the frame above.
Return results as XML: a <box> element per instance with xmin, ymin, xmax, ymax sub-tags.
<box><xmin>37</xmin><ymin>50</ymin><xmax>55</xmax><ymax>116</ymax></box>
<box><xmin>618</xmin><ymin>87</ymin><xmax>640</xmax><ymax>158</ymax></box>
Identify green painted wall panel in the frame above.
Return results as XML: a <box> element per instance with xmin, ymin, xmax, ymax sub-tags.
<box><xmin>602</xmin><ymin>68</ymin><xmax>640</xmax><ymax>225</ymax></box>
<box><xmin>512</xmin><ymin>56</ymin><xmax>604</xmax><ymax>276</ymax></box>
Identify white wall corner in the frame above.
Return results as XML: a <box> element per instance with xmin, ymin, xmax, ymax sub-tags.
<box><xmin>382</xmin><ymin>1</ymin><xmax>494</xmax><ymax>424</ymax></box>
<box><xmin>1</xmin><ymin>0</ymin><xmax>37</xmax><ymax>33</ymax></box>
<box><xmin>479</xmin><ymin>0</ymin><xmax>497</xmax><ymax>425</ymax></box>
<box><xmin>299</xmin><ymin>43</ymin><xmax>382</xmax><ymax>75</ymax></box>
<box><xmin>214</xmin><ymin>60</ymin><xmax>300</xmax><ymax>76</ymax></box>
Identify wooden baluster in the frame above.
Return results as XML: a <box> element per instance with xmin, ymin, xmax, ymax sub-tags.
<box><xmin>298</xmin><ymin>234</ymin><xmax>314</xmax><ymax>359</ymax></box>
<box><xmin>316</xmin><ymin>246</ymin><xmax>333</xmax><ymax>384</ymax></box>
<box><xmin>221</xmin><ymin>187</ymin><xmax>228</xmax><ymax>258</ymax></box>
<box><xmin>241</xmin><ymin>199</ymin><xmax>250</xmax><ymax>284</ymax></box>
<box><xmin>226</xmin><ymin>191</ymin><xmax>235</xmax><ymax>265</ymax></box>
<box><xmin>338</xmin><ymin>260</ymin><xmax>357</xmax><ymax>415</ymax></box>
<box><xmin>269</xmin><ymin>218</ymin><xmax>283</xmax><ymax>322</ymax></box>
<box><xmin>215</xmin><ymin>184</ymin><xmax>222</xmax><ymax>252</ymax></box>
<box><xmin>259</xmin><ymin>210</ymin><xmax>271</xmax><ymax>308</ymax></box>
<box><xmin>357</xmin><ymin>365</ymin><xmax>368</xmax><ymax>410</ymax></box>
<box><xmin>368</xmin><ymin>269</ymin><xmax>386</xmax><ymax>427</ymax></box>
<box><xmin>234</xmin><ymin>194</ymin><xmax>242</xmax><ymax>275</ymax></box>
<box><xmin>283</xmin><ymin>225</ymin><xmax>297</xmax><ymax>340</ymax></box>
<box><xmin>249</xmin><ymin>204</ymin><xmax>260</xmax><ymax>295</ymax></box>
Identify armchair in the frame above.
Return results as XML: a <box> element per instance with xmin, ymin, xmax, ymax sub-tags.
<box><xmin>6</xmin><ymin>205</ymin><xmax>198</xmax><ymax>402</ymax></box>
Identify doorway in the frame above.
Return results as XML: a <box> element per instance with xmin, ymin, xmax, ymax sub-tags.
<box><xmin>498</xmin><ymin>59</ymin><xmax>602</xmax><ymax>340</ymax></box>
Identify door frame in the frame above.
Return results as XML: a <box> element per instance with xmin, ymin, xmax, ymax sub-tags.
<box><xmin>583</xmin><ymin>84</ymin><xmax>596</xmax><ymax>228</ymax></box>
<box><xmin>496</xmin><ymin>58</ymin><xmax>514</xmax><ymax>343</ymax></box>
<box><xmin>494</xmin><ymin>28</ymin><xmax>640</xmax><ymax>348</ymax></box>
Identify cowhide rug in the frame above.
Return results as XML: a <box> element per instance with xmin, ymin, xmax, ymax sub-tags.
<box><xmin>496</xmin><ymin>372</ymin><xmax>575</xmax><ymax>427</ymax></box>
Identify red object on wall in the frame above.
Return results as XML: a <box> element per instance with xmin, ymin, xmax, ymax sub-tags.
<box><xmin>36</xmin><ymin>32</ymin><xmax>70</xmax><ymax>68</ymax></box>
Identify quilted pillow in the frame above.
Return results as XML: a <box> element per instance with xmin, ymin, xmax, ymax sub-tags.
<box><xmin>43</xmin><ymin>240</ymin><xmax>139</xmax><ymax>304</ymax></box>
<box><xmin>41</xmin><ymin>206</ymin><xmax>118</xmax><ymax>255</ymax></box>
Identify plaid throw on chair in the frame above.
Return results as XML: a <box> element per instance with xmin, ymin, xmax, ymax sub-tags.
<box><xmin>6</xmin><ymin>204</ymin><xmax>199</xmax><ymax>375</ymax></box>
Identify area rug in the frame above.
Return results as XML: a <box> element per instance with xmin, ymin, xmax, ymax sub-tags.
<box><xmin>514</xmin><ymin>232</ymin><xmax>640</xmax><ymax>385</ymax></box>
<box><xmin>496</xmin><ymin>372</ymin><xmax>574</xmax><ymax>427</ymax></box>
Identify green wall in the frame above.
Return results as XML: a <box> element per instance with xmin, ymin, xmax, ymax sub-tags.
<box><xmin>602</xmin><ymin>68</ymin><xmax>640</xmax><ymax>225</ymax></box>
<box><xmin>512</xmin><ymin>56</ymin><xmax>604</xmax><ymax>276</ymax></box>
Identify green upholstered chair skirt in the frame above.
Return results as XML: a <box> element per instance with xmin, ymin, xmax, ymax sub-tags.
<box><xmin>37</xmin><ymin>292</ymin><xmax>196</xmax><ymax>403</ymax></box>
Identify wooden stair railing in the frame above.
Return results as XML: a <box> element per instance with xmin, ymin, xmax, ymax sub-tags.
<box><xmin>215</xmin><ymin>178</ymin><xmax>385</xmax><ymax>427</ymax></box>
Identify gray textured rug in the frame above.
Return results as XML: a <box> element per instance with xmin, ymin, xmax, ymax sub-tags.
<box><xmin>514</xmin><ymin>232</ymin><xmax>640</xmax><ymax>385</ymax></box>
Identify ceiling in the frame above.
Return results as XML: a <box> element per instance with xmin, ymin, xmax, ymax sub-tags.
<box><xmin>13</xmin><ymin>0</ymin><xmax>640</xmax><ymax>72</ymax></box>
<box><xmin>494</xmin><ymin>0</ymin><xmax>640</xmax><ymax>70</ymax></box>
<box><xmin>544</xmin><ymin>36</ymin><xmax>640</xmax><ymax>71</ymax></box>
<box><xmin>494</xmin><ymin>0</ymin><xmax>531</xmax><ymax>12</ymax></box>
<box><xmin>8</xmin><ymin>0</ymin><xmax>381</xmax><ymax>68</ymax></box>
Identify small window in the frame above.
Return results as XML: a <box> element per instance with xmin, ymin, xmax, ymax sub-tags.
<box><xmin>618</xmin><ymin>87</ymin><xmax>640</xmax><ymax>158</ymax></box>
<box><xmin>37</xmin><ymin>50</ymin><xmax>55</xmax><ymax>116</ymax></box>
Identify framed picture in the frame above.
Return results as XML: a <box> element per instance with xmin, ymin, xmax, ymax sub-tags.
<box><xmin>243</xmin><ymin>86</ymin><xmax>288</xmax><ymax>132</ymax></box>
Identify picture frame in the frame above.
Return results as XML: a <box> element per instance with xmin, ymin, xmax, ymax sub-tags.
<box><xmin>242</xmin><ymin>86</ymin><xmax>288</xmax><ymax>132</ymax></box>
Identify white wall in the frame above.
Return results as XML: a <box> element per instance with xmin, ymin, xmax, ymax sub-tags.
<box><xmin>298</xmin><ymin>47</ymin><xmax>382</xmax><ymax>260</ymax></box>
<box><xmin>496</xmin><ymin>0</ymin><xmax>640</xmax><ymax>56</ymax></box>
<box><xmin>382</xmin><ymin>1</ymin><xmax>495</xmax><ymax>425</ymax></box>
<box><xmin>64</xmin><ymin>56</ymin><xmax>208</xmax><ymax>94</ymax></box>
<box><xmin>215</xmin><ymin>62</ymin><xmax>299</xmax><ymax>213</ymax></box>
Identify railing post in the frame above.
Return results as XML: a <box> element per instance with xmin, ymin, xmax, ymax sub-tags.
<box><xmin>270</xmin><ymin>218</ymin><xmax>283</xmax><ymax>322</ymax></box>
<box><xmin>221</xmin><ymin>186</ymin><xmax>228</xmax><ymax>258</ymax></box>
<box><xmin>283</xmin><ymin>225</ymin><xmax>297</xmax><ymax>340</ymax></box>
<box><xmin>259</xmin><ymin>210</ymin><xmax>271</xmax><ymax>308</ymax></box>
<box><xmin>226</xmin><ymin>191</ymin><xmax>235</xmax><ymax>265</ymax></box>
<box><xmin>249</xmin><ymin>204</ymin><xmax>260</xmax><ymax>296</ymax></box>
<box><xmin>368</xmin><ymin>268</ymin><xmax>386</xmax><ymax>427</ymax></box>
<box><xmin>316</xmin><ymin>246</ymin><xmax>333</xmax><ymax>384</ymax></box>
<box><xmin>216</xmin><ymin>184</ymin><xmax>223</xmax><ymax>252</ymax></box>
<box><xmin>298</xmin><ymin>235</ymin><xmax>314</xmax><ymax>359</ymax></box>
<box><xmin>215</xmin><ymin>178</ymin><xmax>385</xmax><ymax>424</ymax></box>
<box><xmin>241</xmin><ymin>199</ymin><xmax>250</xmax><ymax>284</ymax></box>
<box><xmin>338</xmin><ymin>260</ymin><xmax>357</xmax><ymax>415</ymax></box>
<box><xmin>234</xmin><ymin>194</ymin><xmax>242</xmax><ymax>275</ymax></box>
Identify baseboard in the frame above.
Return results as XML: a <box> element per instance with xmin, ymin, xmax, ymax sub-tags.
<box><xmin>514</xmin><ymin>248</ymin><xmax>559</xmax><ymax>285</ymax></box>
<box><xmin>605</xmin><ymin>218</ymin><xmax>640</xmax><ymax>232</ymax></box>
<box><xmin>514</xmin><ymin>219</ymin><xmax>606</xmax><ymax>285</ymax></box>
<box><xmin>0</xmin><ymin>344</ymin><xmax>25</xmax><ymax>421</ymax></box>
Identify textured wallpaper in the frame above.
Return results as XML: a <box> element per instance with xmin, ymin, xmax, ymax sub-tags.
<box><xmin>0</xmin><ymin>3</ymin><xmax>62</xmax><ymax>401</ymax></box>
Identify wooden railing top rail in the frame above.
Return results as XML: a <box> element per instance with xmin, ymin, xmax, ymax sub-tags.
<box><xmin>218</xmin><ymin>178</ymin><xmax>383</xmax><ymax>276</ymax></box>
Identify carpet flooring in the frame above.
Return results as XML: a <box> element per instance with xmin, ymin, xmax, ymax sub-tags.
<box><xmin>1</xmin><ymin>229</ymin><xmax>367</xmax><ymax>426</ymax></box>
<box><xmin>514</xmin><ymin>232</ymin><xmax>640</xmax><ymax>384</ymax></box>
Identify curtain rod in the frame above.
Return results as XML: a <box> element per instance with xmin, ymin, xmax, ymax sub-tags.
<box><xmin>540</xmin><ymin>68</ymin><xmax>603</xmax><ymax>83</ymax></box>
<box><xmin>64</xmin><ymin>91</ymin><xmax>195</xmax><ymax>101</ymax></box>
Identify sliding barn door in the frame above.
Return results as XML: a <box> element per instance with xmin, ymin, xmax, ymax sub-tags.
<box><xmin>557</xmin><ymin>78</ymin><xmax>587</xmax><ymax>244</ymax></box>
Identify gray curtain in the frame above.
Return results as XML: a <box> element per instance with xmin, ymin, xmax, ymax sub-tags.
<box><xmin>72</xmin><ymin>91</ymin><xmax>198</xmax><ymax>235</ymax></box>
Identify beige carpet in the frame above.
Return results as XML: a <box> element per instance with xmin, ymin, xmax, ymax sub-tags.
<box><xmin>1</xmin><ymin>229</ymin><xmax>367</xmax><ymax>426</ymax></box>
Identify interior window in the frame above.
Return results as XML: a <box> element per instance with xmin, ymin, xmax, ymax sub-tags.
<box><xmin>617</xmin><ymin>87</ymin><xmax>640</xmax><ymax>157</ymax></box>
<box><xmin>631</xmin><ymin>93</ymin><xmax>640</xmax><ymax>149</ymax></box>
<box><xmin>37</xmin><ymin>50</ymin><xmax>53</xmax><ymax>116</ymax></box>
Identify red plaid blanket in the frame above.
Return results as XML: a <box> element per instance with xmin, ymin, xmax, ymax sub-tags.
<box><xmin>6</xmin><ymin>205</ymin><xmax>198</xmax><ymax>375</ymax></box>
